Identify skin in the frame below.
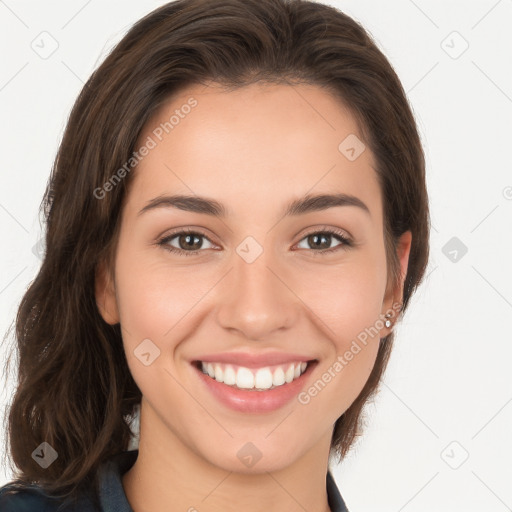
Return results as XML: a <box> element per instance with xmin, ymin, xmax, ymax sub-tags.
<box><xmin>96</xmin><ymin>81</ymin><xmax>412</xmax><ymax>512</ymax></box>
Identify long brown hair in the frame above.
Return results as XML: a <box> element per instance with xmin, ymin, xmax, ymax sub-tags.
<box><xmin>1</xmin><ymin>0</ymin><xmax>429</xmax><ymax>506</ymax></box>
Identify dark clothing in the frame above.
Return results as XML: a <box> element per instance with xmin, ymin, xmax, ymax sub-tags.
<box><xmin>0</xmin><ymin>449</ymin><xmax>349</xmax><ymax>511</ymax></box>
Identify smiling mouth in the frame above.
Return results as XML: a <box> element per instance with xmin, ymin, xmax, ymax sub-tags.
<box><xmin>192</xmin><ymin>359</ymin><xmax>317</xmax><ymax>391</ymax></box>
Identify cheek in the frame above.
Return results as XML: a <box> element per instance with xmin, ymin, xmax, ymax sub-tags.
<box><xmin>293</xmin><ymin>251</ymin><xmax>387</xmax><ymax>411</ymax></box>
<box><xmin>112</xmin><ymin>242</ymin><xmax>223</xmax><ymax>380</ymax></box>
<box><xmin>114</xmin><ymin>217</ymin><xmax>208</xmax><ymax>327</ymax></box>
<box><xmin>113</xmin><ymin>254</ymin><xmax>204</xmax><ymax>413</ymax></box>
<box><xmin>116</xmin><ymin>270</ymin><xmax>169</xmax><ymax>335</ymax></box>
<box><xmin>297</xmin><ymin>249</ymin><xmax>388</xmax><ymax>341</ymax></box>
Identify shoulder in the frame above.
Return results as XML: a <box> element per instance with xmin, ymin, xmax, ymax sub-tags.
<box><xmin>0</xmin><ymin>483</ymin><xmax>95</xmax><ymax>512</ymax></box>
<box><xmin>0</xmin><ymin>449</ymin><xmax>138</xmax><ymax>512</ymax></box>
<box><xmin>326</xmin><ymin>470</ymin><xmax>350</xmax><ymax>512</ymax></box>
<box><xmin>0</xmin><ymin>483</ymin><xmax>63</xmax><ymax>511</ymax></box>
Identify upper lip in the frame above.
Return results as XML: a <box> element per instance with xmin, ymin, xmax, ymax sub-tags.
<box><xmin>192</xmin><ymin>352</ymin><xmax>317</xmax><ymax>368</ymax></box>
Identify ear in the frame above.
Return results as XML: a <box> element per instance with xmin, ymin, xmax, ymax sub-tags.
<box><xmin>381</xmin><ymin>230</ymin><xmax>412</xmax><ymax>334</ymax></box>
<box><xmin>95</xmin><ymin>258</ymin><xmax>120</xmax><ymax>325</ymax></box>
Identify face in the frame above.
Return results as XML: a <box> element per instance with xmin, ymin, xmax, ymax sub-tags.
<box><xmin>96</xmin><ymin>82</ymin><xmax>411</xmax><ymax>473</ymax></box>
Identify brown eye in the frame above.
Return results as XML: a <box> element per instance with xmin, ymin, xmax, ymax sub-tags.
<box><xmin>158</xmin><ymin>229</ymin><xmax>215</xmax><ymax>256</ymax></box>
<box><xmin>295</xmin><ymin>228</ymin><xmax>352</xmax><ymax>254</ymax></box>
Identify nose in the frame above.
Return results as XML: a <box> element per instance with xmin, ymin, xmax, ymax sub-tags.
<box><xmin>215</xmin><ymin>248</ymin><xmax>301</xmax><ymax>341</ymax></box>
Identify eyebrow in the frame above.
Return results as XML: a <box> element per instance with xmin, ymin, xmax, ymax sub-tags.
<box><xmin>138</xmin><ymin>192</ymin><xmax>371</xmax><ymax>218</ymax></box>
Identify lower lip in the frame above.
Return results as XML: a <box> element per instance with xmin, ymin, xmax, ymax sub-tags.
<box><xmin>193</xmin><ymin>362</ymin><xmax>317</xmax><ymax>413</ymax></box>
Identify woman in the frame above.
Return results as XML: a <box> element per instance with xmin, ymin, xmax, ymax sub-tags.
<box><xmin>0</xmin><ymin>0</ymin><xmax>430</xmax><ymax>510</ymax></box>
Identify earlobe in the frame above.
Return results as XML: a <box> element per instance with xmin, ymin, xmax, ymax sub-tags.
<box><xmin>95</xmin><ymin>259</ymin><xmax>120</xmax><ymax>325</ymax></box>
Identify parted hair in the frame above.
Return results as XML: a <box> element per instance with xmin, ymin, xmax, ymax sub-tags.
<box><xmin>1</xmin><ymin>0</ymin><xmax>429</xmax><ymax>507</ymax></box>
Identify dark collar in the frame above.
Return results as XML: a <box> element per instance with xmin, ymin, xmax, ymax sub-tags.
<box><xmin>98</xmin><ymin>450</ymin><xmax>349</xmax><ymax>512</ymax></box>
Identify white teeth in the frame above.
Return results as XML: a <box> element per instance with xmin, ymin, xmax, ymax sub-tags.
<box><xmin>272</xmin><ymin>366</ymin><xmax>285</xmax><ymax>386</ymax></box>
<box><xmin>285</xmin><ymin>364</ymin><xmax>295</xmax><ymax>383</ymax></box>
<box><xmin>214</xmin><ymin>364</ymin><xmax>223</xmax><ymax>382</ymax></box>
<box><xmin>236</xmin><ymin>367</ymin><xmax>254</xmax><ymax>389</ymax></box>
<box><xmin>254</xmin><ymin>368</ymin><xmax>273</xmax><ymax>390</ymax></box>
<box><xmin>223</xmin><ymin>365</ymin><xmax>236</xmax><ymax>385</ymax></box>
<box><xmin>199</xmin><ymin>361</ymin><xmax>309</xmax><ymax>390</ymax></box>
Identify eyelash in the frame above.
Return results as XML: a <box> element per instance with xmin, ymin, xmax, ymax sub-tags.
<box><xmin>156</xmin><ymin>226</ymin><xmax>353</xmax><ymax>257</ymax></box>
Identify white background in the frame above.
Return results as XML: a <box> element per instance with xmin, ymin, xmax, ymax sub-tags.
<box><xmin>1</xmin><ymin>1</ymin><xmax>511</xmax><ymax>511</ymax></box>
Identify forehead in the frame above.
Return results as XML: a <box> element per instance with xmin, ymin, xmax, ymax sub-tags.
<box><xmin>127</xmin><ymin>81</ymin><xmax>381</xmax><ymax>224</ymax></box>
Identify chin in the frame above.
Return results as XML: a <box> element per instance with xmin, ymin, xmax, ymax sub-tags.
<box><xmin>195</xmin><ymin>435</ymin><xmax>309</xmax><ymax>475</ymax></box>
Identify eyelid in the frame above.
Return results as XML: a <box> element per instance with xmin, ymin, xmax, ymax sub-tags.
<box><xmin>296</xmin><ymin>224</ymin><xmax>353</xmax><ymax>242</ymax></box>
<box><xmin>157</xmin><ymin>226</ymin><xmax>219</xmax><ymax>244</ymax></box>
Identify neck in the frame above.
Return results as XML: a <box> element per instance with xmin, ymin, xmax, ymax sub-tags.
<box><xmin>122</xmin><ymin>401</ymin><xmax>334</xmax><ymax>512</ymax></box>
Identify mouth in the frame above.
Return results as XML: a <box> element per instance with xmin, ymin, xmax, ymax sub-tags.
<box><xmin>191</xmin><ymin>358</ymin><xmax>318</xmax><ymax>413</ymax></box>
<box><xmin>192</xmin><ymin>359</ymin><xmax>316</xmax><ymax>391</ymax></box>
